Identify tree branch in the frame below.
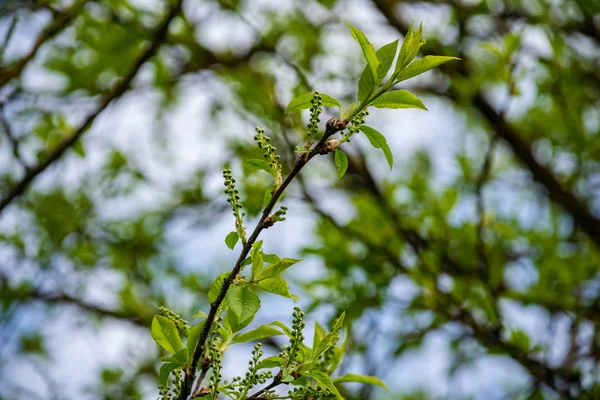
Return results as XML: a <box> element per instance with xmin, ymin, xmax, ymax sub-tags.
<box><xmin>0</xmin><ymin>0</ymin><xmax>87</xmax><ymax>89</ymax></box>
<box><xmin>0</xmin><ymin>0</ymin><xmax>184</xmax><ymax>215</ymax></box>
<box><xmin>178</xmin><ymin>122</ymin><xmax>343</xmax><ymax>400</ymax></box>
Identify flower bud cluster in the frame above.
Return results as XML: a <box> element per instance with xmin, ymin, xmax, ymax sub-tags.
<box><xmin>254</xmin><ymin>126</ymin><xmax>282</xmax><ymax>188</ymax></box>
<box><xmin>307</xmin><ymin>92</ymin><xmax>323</xmax><ymax>140</ymax></box>
<box><xmin>159</xmin><ymin>306</ymin><xmax>190</xmax><ymax>336</ymax></box>
<box><xmin>282</xmin><ymin>306</ymin><xmax>306</xmax><ymax>368</ymax></box>
<box><xmin>345</xmin><ymin>109</ymin><xmax>369</xmax><ymax>141</ymax></box>
<box><xmin>208</xmin><ymin>338</ymin><xmax>223</xmax><ymax>398</ymax></box>
<box><xmin>288</xmin><ymin>385</ymin><xmax>331</xmax><ymax>399</ymax></box>
<box><xmin>223</xmin><ymin>168</ymin><xmax>246</xmax><ymax>242</ymax></box>
<box><xmin>235</xmin><ymin>343</ymin><xmax>273</xmax><ymax>396</ymax></box>
<box><xmin>157</xmin><ymin>369</ymin><xmax>183</xmax><ymax>400</ymax></box>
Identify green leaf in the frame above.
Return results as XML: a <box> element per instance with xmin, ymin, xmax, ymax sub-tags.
<box><xmin>257</xmin><ymin>276</ymin><xmax>298</xmax><ymax>301</ymax></box>
<box><xmin>256</xmin><ymin>258</ymin><xmax>301</xmax><ymax>281</ymax></box>
<box><xmin>357</xmin><ymin>65</ymin><xmax>374</xmax><ymax>103</ymax></box>
<box><xmin>186</xmin><ymin>321</ymin><xmax>205</xmax><ymax>361</ymax></box>
<box><xmin>256</xmin><ymin>355</ymin><xmax>282</xmax><ymax>370</ymax></box>
<box><xmin>269</xmin><ymin>321</ymin><xmax>294</xmax><ymax>338</ymax></box>
<box><xmin>376</xmin><ymin>39</ymin><xmax>399</xmax><ymax>82</ymax></box>
<box><xmin>151</xmin><ymin>315</ymin><xmax>182</xmax><ymax>355</ymax></box>
<box><xmin>359</xmin><ymin>126</ymin><xmax>394</xmax><ymax>169</ymax></box>
<box><xmin>341</xmin><ymin>101</ymin><xmax>359</xmax><ymax>121</ymax></box>
<box><xmin>396</xmin><ymin>22</ymin><xmax>426</xmax><ymax>71</ymax></box>
<box><xmin>329</xmin><ymin>331</ymin><xmax>349</xmax><ymax>373</ymax></box>
<box><xmin>333</xmin><ymin>374</ymin><xmax>388</xmax><ymax>389</ymax></box>
<box><xmin>225</xmin><ymin>231</ymin><xmax>239</xmax><ymax>250</ymax></box>
<box><xmin>345</xmin><ymin>22</ymin><xmax>379</xmax><ymax>81</ymax></box>
<box><xmin>159</xmin><ymin>363</ymin><xmax>179</xmax><ymax>387</ymax></box>
<box><xmin>226</xmin><ymin>286</ymin><xmax>261</xmax><ymax>325</ymax></box>
<box><xmin>312</xmin><ymin>321</ymin><xmax>326</xmax><ymax>350</ymax></box>
<box><xmin>208</xmin><ymin>273</ymin><xmax>229</xmax><ymax>303</ymax></box>
<box><xmin>72</xmin><ymin>139</ymin><xmax>86</xmax><ymax>158</ymax></box>
<box><xmin>263</xmin><ymin>187</ymin><xmax>273</xmax><ymax>207</ymax></box>
<box><xmin>285</xmin><ymin>93</ymin><xmax>342</xmax><ymax>113</ymax></box>
<box><xmin>310</xmin><ymin>331</ymin><xmax>340</xmax><ymax>361</ymax></box>
<box><xmin>332</xmin><ymin>311</ymin><xmax>346</xmax><ymax>332</ymax></box>
<box><xmin>250</xmin><ymin>240</ymin><xmax>264</xmax><ymax>280</ymax></box>
<box><xmin>370</xmin><ymin>90</ymin><xmax>427</xmax><ymax>110</ymax></box>
<box><xmin>227</xmin><ymin>309</ymin><xmax>253</xmax><ymax>333</ymax></box>
<box><xmin>233</xmin><ymin>324</ymin><xmax>284</xmax><ymax>343</ymax></box>
<box><xmin>244</xmin><ymin>159</ymin><xmax>272</xmax><ymax>175</ymax></box>
<box><xmin>263</xmin><ymin>253</ymin><xmax>280</xmax><ymax>264</ymax></box>
<box><xmin>395</xmin><ymin>55</ymin><xmax>460</xmax><ymax>83</ymax></box>
<box><xmin>190</xmin><ymin>310</ymin><xmax>207</xmax><ymax>320</ymax></box>
<box><xmin>161</xmin><ymin>348</ymin><xmax>188</xmax><ymax>365</ymax></box>
<box><xmin>334</xmin><ymin>149</ymin><xmax>348</xmax><ymax>179</ymax></box>
<box><xmin>310</xmin><ymin>370</ymin><xmax>343</xmax><ymax>400</ymax></box>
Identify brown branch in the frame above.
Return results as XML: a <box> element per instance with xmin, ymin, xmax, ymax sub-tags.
<box><xmin>178</xmin><ymin>122</ymin><xmax>343</xmax><ymax>400</ymax></box>
<box><xmin>0</xmin><ymin>0</ymin><xmax>183</xmax><ymax>215</ymax></box>
<box><xmin>246</xmin><ymin>372</ymin><xmax>283</xmax><ymax>400</ymax></box>
<box><xmin>0</xmin><ymin>0</ymin><xmax>86</xmax><ymax>89</ymax></box>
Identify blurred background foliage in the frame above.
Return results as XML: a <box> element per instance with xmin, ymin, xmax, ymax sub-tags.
<box><xmin>0</xmin><ymin>0</ymin><xmax>599</xmax><ymax>399</ymax></box>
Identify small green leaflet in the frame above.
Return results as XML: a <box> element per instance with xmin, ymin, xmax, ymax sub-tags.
<box><xmin>334</xmin><ymin>149</ymin><xmax>348</xmax><ymax>179</ymax></box>
<box><xmin>190</xmin><ymin>310</ymin><xmax>207</xmax><ymax>320</ymax></box>
<box><xmin>226</xmin><ymin>286</ymin><xmax>261</xmax><ymax>325</ymax></box>
<box><xmin>310</xmin><ymin>370</ymin><xmax>343</xmax><ymax>400</ymax></box>
<box><xmin>370</xmin><ymin>90</ymin><xmax>427</xmax><ymax>110</ymax></box>
<box><xmin>224</xmin><ymin>231</ymin><xmax>239</xmax><ymax>250</ymax></box>
<box><xmin>256</xmin><ymin>355</ymin><xmax>282</xmax><ymax>370</ymax></box>
<box><xmin>256</xmin><ymin>258</ymin><xmax>301</xmax><ymax>281</ymax></box>
<box><xmin>394</xmin><ymin>55</ymin><xmax>460</xmax><ymax>83</ymax></box>
<box><xmin>396</xmin><ymin>22</ymin><xmax>425</xmax><ymax>72</ymax></box>
<box><xmin>151</xmin><ymin>315</ymin><xmax>182</xmax><ymax>355</ymax></box>
<box><xmin>376</xmin><ymin>39</ymin><xmax>399</xmax><ymax>83</ymax></box>
<box><xmin>243</xmin><ymin>159</ymin><xmax>272</xmax><ymax>175</ymax></box>
<box><xmin>341</xmin><ymin>101</ymin><xmax>359</xmax><ymax>121</ymax></box>
<box><xmin>208</xmin><ymin>273</ymin><xmax>229</xmax><ymax>303</ymax></box>
<box><xmin>232</xmin><ymin>324</ymin><xmax>284</xmax><ymax>343</ymax></box>
<box><xmin>357</xmin><ymin>65</ymin><xmax>374</xmax><ymax>103</ymax></box>
<box><xmin>257</xmin><ymin>276</ymin><xmax>298</xmax><ymax>301</ymax></box>
<box><xmin>285</xmin><ymin>93</ymin><xmax>341</xmax><ymax>113</ymax></box>
<box><xmin>250</xmin><ymin>240</ymin><xmax>264</xmax><ymax>280</ymax></box>
<box><xmin>186</xmin><ymin>321</ymin><xmax>205</xmax><ymax>362</ymax></box>
<box><xmin>345</xmin><ymin>22</ymin><xmax>379</xmax><ymax>82</ymax></box>
<box><xmin>333</xmin><ymin>374</ymin><xmax>388</xmax><ymax>389</ymax></box>
<box><xmin>359</xmin><ymin>125</ymin><xmax>394</xmax><ymax>169</ymax></box>
<box><xmin>159</xmin><ymin>363</ymin><xmax>179</xmax><ymax>387</ymax></box>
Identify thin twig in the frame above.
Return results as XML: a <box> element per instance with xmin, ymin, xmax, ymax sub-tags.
<box><xmin>0</xmin><ymin>105</ymin><xmax>28</xmax><ymax>169</ymax></box>
<box><xmin>246</xmin><ymin>374</ymin><xmax>283</xmax><ymax>400</ymax></box>
<box><xmin>0</xmin><ymin>0</ymin><xmax>183</xmax><ymax>215</ymax></box>
<box><xmin>178</xmin><ymin>122</ymin><xmax>343</xmax><ymax>400</ymax></box>
<box><xmin>0</xmin><ymin>0</ymin><xmax>88</xmax><ymax>89</ymax></box>
<box><xmin>0</xmin><ymin>14</ymin><xmax>19</xmax><ymax>65</ymax></box>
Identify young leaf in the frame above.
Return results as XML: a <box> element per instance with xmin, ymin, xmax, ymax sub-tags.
<box><xmin>227</xmin><ymin>308</ymin><xmax>253</xmax><ymax>333</ymax></box>
<box><xmin>357</xmin><ymin>65</ymin><xmax>375</xmax><ymax>103</ymax></box>
<box><xmin>151</xmin><ymin>315</ymin><xmax>183</xmax><ymax>355</ymax></box>
<box><xmin>376</xmin><ymin>39</ymin><xmax>399</xmax><ymax>83</ymax></box>
<box><xmin>232</xmin><ymin>324</ymin><xmax>284</xmax><ymax>343</ymax></box>
<box><xmin>263</xmin><ymin>187</ymin><xmax>273</xmax><ymax>207</ymax></box>
<box><xmin>190</xmin><ymin>310</ymin><xmax>207</xmax><ymax>320</ymax></box>
<box><xmin>395</xmin><ymin>55</ymin><xmax>460</xmax><ymax>83</ymax></box>
<box><xmin>345</xmin><ymin>22</ymin><xmax>380</xmax><ymax>81</ymax></box>
<box><xmin>341</xmin><ymin>101</ymin><xmax>359</xmax><ymax>121</ymax></box>
<box><xmin>186</xmin><ymin>321</ymin><xmax>205</xmax><ymax>361</ymax></box>
<box><xmin>256</xmin><ymin>258</ymin><xmax>301</xmax><ymax>281</ymax></box>
<box><xmin>396</xmin><ymin>21</ymin><xmax>414</xmax><ymax>70</ymax></box>
<box><xmin>159</xmin><ymin>363</ymin><xmax>179</xmax><ymax>387</ymax></box>
<box><xmin>263</xmin><ymin>253</ymin><xmax>280</xmax><ymax>264</ymax></box>
<box><xmin>226</xmin><ymin>286</ymin><xmax>261</xmax><ymax>325</ymax></box>
<box><xmin>332</xmin><ymin>311</ymin><xmax>346</xmax><ymax>332</ymax></box>
<box><xmin>312</xmin><ymin>321</ymin><xmax>326</xmax><ymax>351</ymax></box>
<box><xmin>285</xmin><ymin>93</ymin><xmax>341</xmax><ymax>113</ymax></box>
<box><xmin>334</xmin><ymin>149</ymin><xmax>349</xmax><ymax>179</ymax></box>
<box><xmin>161</xmin><ymin>348</ymin><xmax>188</xmax><ymax>365</ymax></box>
<box><xmin>359</xmin><ymin>126</ymin><xmax>394</xmax><ymax>169</ymax></box>
<box><xmin>310</xmin><ymin>370</ymin><xmax>343</xmax><ymax>400</ymax></box>
<box><xmin>396</xmin><ymin>22</ymin><xmax>426</xmax><ymax>71</ymax></box>
<box><xmin>333</xmin><ymin>374</ymin><xmax>388</xmax><ymax>389</ymax></box>
<box><xmin>370</xmin><ymin>90</ymin><xmax>427</xmax><ymax>110</ymax></box>
<box><xmin>208</xmin><ymin>273</ymin><xmax>229</xmax><ymax>303</ymax></box>
<box><xmin>244</xmin><ymin>159</ymin><xmax>272</xmax><ymax>175</ymax></box>
<box><xmin>224</xmin><ymin>231</ymin><xmax>239</xmax><ymax>250</ymax></box>
<box><xmin>310</xmin><ymin>331</ymin><xmax>340</xmax><ymax>361</ymax></box>
<box><xmin>257</xmin><ymin>276</ymin><xmax>298</xmax><ymax>301</ymax></box>
<box><xmin>250</xmin><ymin>240</ymin><xmax>264</xmax><ymax>280</ymax></box>
<box><xmin>256</xmin><ymin>355</ymin><xmax>282</xmax><ymax>370</ymax></box>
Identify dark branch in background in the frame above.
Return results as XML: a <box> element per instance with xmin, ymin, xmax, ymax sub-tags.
<box><xmin>178</xmin><ymin>122</ymin><xmax>344</xmax><ymax>400</ymax></box>
<box><xmin>0</xmin><ymin>14</ymin><xmax>19</xmax><ymax>65</ymax></box>
<box><xmin>0</xmin><ymin>104</ymin><xmax>28</xmax><ymax>170</ymax></box>
<box><xmin>0</xmin><ymin>0</ymin><xmax>87</xmax><ymax>89</ymax></box>
<box><xmin>475</xmin><ymin>136</ymin><xmax>497</xmax><ymax>281</ymax></box>
<box><xmin>371</xmin><ymin>0</ymin><xmax>600</xmax><ymax>249</ymax></box>
<box><xmin>340</xmin><ymin>149</ymin><xmax>579</xmax><ymax>398</ymax></box>
<box><xmin>0</xmin><ymin>0</ymin><xmax>184</xmax><ymax>216</ymax></box>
